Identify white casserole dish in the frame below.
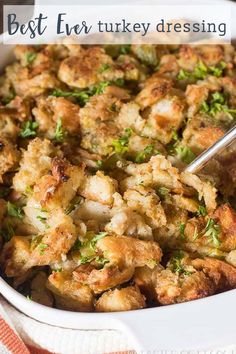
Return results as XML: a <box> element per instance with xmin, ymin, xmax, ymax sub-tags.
<box><xmin>0</xmin><ymin>0</ymin><xmax>236</xmax><ymax>351</ymax></box>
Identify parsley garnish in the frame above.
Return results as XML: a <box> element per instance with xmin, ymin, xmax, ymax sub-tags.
<box><xmin>119</xmin><ymin>45</ymin><xmax>131</xmax><ymax>55</ymax></box>
<box><xmin>54</xmin><ymin>118</ymin><xmax>66</xmax><ymax>143</ymax></box>
<box><xmin>170</xmin><ymin>250</ymin><xmax>192</xmax><ymax>276</ymax></box>
<box><xmin>51</xmin><ymin>81</ymin><xmax>110</xmax><ymax>107</ymax></box>
<box><xmin>177</xmin><ymin>61</ymin><xmax>226</xmax><ymax>81</ymax></box>
<box><xmin>179</xmin><ymin>222</ymin><xmax>186</xmax><ymax>240</ymax></box>
<box><xmin>25</xmin><ymin>52</ymin><xmax>37</xmax><ymax>65</ymax></box>
<box><xmin>1</xmin><ymin>91</ymin><xmax>15</xmax><ymax>105</ymax></box>
<box><xmin>38</xmin><ymin>243</ymin><xmax>48</xmax><ymax>255</ymax></box>
<box><xmin>89</xmin><ymin>232</ymin><xmax>108</xmax><ymax>250</ymax></box>
<box><xmin>175</xmin><ymin>145</ymin><xmax>196</xmax><ymax>164</ymax></box>
<box><xmin>135</xmin><ymin>144</ymin><xmax>159</xmax><ymax>163</ymax></box>
<box><xmin>98</xmin><ymin>63</ymin><xmax>111</xmax><ymax>73</ymax></box>
<box><xmin>203</xmin><ymin>218</ymin><xmax>221</xmax><ymax>247</ymax></box>
<box><xmin>20</xmin><ymin>121</ymin><xmax>39</xmax><ymax>138</ymax></box>
<box><xmin>7</xmin><ymin>202</ymin><xmax>24</xmax><ymax>219</ymax></box>
<box><xmin>197</xmin><ymin>205</ymin><xmax>207</xmax><ymax>217</ymax></box>
<box><xmin>156</xmin><ymin>186</ymin><xmax>170</xmax><ymax>199</ymax></box>
<box><xmin>112</xmin><ymin>128</ymin><xmax>133</xmax><ymax>154</ymax></box>
<box><xmin>65</xmin><ymin>196</ymin><xmax>82</xmax><ymax>215</ymax></box>
<box><xmin>200</xmin><ymin>91</ymin><xmax>236</xmax><ymax>119</ymax></box>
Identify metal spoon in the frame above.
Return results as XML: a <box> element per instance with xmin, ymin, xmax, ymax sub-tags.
<box><xmin>185</xmin><ymin>125</ymin><xmax>236</xmax><ymax>173</ymax></box>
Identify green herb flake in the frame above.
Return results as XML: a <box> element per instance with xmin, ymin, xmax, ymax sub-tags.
<box><xmin>203</xmin><ymin>218</ymin><xmax>221</xmax><ymax>247</ymax></box>
<box><xmin>1</xmin><ymin>91</ymin><xmax>15</xmax><ymax>105</ymax></box>
<box><xmin>95</xmin><ymin>256</ymin><xmax>109</xmax><ymax>266</ymax></box>
<box><xmin>170</xmin><ymin>250</ymin><xmax>192</xmax><ymax>276</ymax></box>
<box><xmin>96</xmin><ymin>160</ymin><xmax>104</xmax><ymax>169</ymax></box>
<box><xmin>20</xmin><ymin>121</ymin><xmax>39</xmax><ymax>138</ymax></box>
<box><xmin>135</xmin><ymin>144</ymin><xmax>159</xmax><ymax>163</ymax></box>
<box><xmin>54</xmin><ymin>118</ymin><xmax>66</xmax><ymax>143</ymax></box>
<box><xmin>119</xmin><ymin>45</ymin><xmax>131</xmax><ymax>55</ymax></box>
<box><xmin>7</xmin><ymin>202</ymin><xmax>24</xmax><ymax>219</ymax></box>
<box><xmin>98</xmin><ymin>63</ymin><xmax>111</xmax><ymax>73</ymax></box>
<box><xmin>197</xmin><ymin>205</ymin><xmax>207</xmax><ymax>217</ymax></box>
<box><xmin>65</xmin><ymin>196</ymin><xmax>82</xmax><ymax>215</ymax></box>
<box><xmin>112</xmin><ymin>128</ymin><xmax>133</xmax><ymax>154</ymax></box>
<box><xmin>38</xmin><ymin>243</ymin><xmax>48</xmax><ymax>255</ymax></box>
<box><xmin>25</xmin><ymin>52</ymin><xmax>37</xmax><ymax>65</ymax></box>
<box><xmin>156</xmin><ymin>186</ymin><xmax>170</xmax><ymax>199</ymax></box>
<box><xmin>200</xmin><ymin>91</ymin><xmax>236</xmax><ymax>119</ymax></box>
<box><xmin>179</xmin><ymin>222</ymin><xmax>186</xmax><ymax>240</ymax></box>
<box><xmin>177</xmin><ymin>61</ymin><xmax>226</xmax><ymax>81</ymax></box>
<box><xmin>26</xmin><ymin>295</ymin><xmax>32</xmax><ymax>301</ymax></box>
<box><xmin>175</xmin><ymin>145</ymin><xmax>196</xmax><ymax>164</ymax></box>
<box><xmin>89</xmin><ymin>232</ymin><xmax>108</xmax><ymax>250</ymax></box>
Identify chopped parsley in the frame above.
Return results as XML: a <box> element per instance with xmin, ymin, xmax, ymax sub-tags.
<box><xmin>25</xmin><ymin>185</ymin><xmax>33</xmax><ymax>196</ymax></box>
<box><xmin>19</xmin><ymin>121</ymin><xmax>39</xmax><ymax>138</ymax></box>
<box><xmin>135</xmin><ymin>144</ymin><xmax>159</xmax><ymax>163</ymax></box>
<box><xmin>25</xmin><ymin>52</ymin><xmax>37</xmax><ymax>65</ymax></box>
<box><xmin>170</xmin><ymin>250</ymin><xmax>192</xmax><ymax>276</ymax></box>
<box><xmin>112</xmin><ymin>128</ymin><xmax>133</xmax><ymax>154</ymax></box>
<box><xmin>177</xmin><ymin>61</ymin><xmax>226</xmax><ymax>81</ymax></box>
<box><xmin>54</xmin><ymin>118</ymin><xmax>66</xmax><ymax>143</ymax></box>
<box><xmin>7</xmin><ymin>202</ymin><xmax>24</xmax><ymax>219</ymax></box>
<box><xmin>26</xmin><ymin>295</ymin><xmax>32</xmax><ymax>301</ymax></box>
<box><xmin>203</xmin><ymin>217</ymin><xmax>221</xmax><ymax>247</ymax></box>
<box><xmin>38</xmin><ymin>243</ymin><xmax>48</xmax><ymax>255</ymax></box>
<box><xmin>119</xmin><ymin>45</ymin><xmax>131</xmax><ymax>55</ymax></box>
<box><xmin>51</xmin><ymin>81</ymin><xmax>110</xmax><ymax>107</ymax></box>
<box><xmin>89</xmin><ymin>232</ymin><xmax>108</xmax><ymax>250</ymax></box>
<box><xmin>65</xmin><ymin>196</ymin><xmax>82</xmax><ymax>215</ymax></box>
<box><xmin>1</xmin><ymin>91</ymin><xmax>15</xmax><ymax>105</ymax></box>
<box><xmin>200</xmin><ymin>91</ymin><xmax>236</xmax><ymax>119</ymax></box>
<box><xmin>179</xmin><ymin>222</ymin><xmax>186</xmax><ymax>240</ymax></box>
<box><xmin>98</xmin><ymin>63</ymin><xmax>111</xmax><ymax>73</ymax></box>
<box><xmin>156</xmin><ymin>186</ymin><xmax>170</xmax><ymax>199</ymax></box>
<box><xmin>197</xmin><ymin>205</ymin><xmax>207</xmax><ymax>217</ymax></box>
<box><xmin>175</xmin><ymin>145</ymin><xmax>196</xmax><ymax>164</ymax></box>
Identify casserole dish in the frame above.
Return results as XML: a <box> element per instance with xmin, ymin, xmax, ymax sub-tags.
<box><xmin>0</xmin><ymin>0</ymin><xmax>236</xmax><ymax>352</ymax></box>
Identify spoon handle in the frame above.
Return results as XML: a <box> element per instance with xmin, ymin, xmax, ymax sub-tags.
<box><xmin>185</xmin><ymin>125</ymin><xmax>236</xmax><ymax>174</ymax></box>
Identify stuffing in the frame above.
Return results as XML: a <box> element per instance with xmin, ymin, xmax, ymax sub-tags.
<box><xmin>28</xmin><ymin>211</ymin><xmax>77</xmax><ymax>267</ymax></box>
<box><xmin>180</xmin><ymin>172</ymin><xmax>217</xmax><ymax>212</ymax></box>
<box><xmin>30</xmin><ymin>272</ymin><xmax>54</xmax><ymax>307</ymax></box>
<box><xmin>33</xmin><ymin>96</ymin><xmax>80</xmax><ymax>139</ymax></box>
<box><xmin>79</xmin><ymin>171</ymin><xmax>117</xmax><ymax>205</ymax></box>
<box><xmin>0</xmin><ymin>43</ymin><xmax>235</xmax><ymax>313</ymax></box>
<box><xmin>122</xmin><ymin>155</ymin><xmax>183</xmax><ymax>192</ymax></box>
<box><xmin>58</xmin><ymin>47</ymin><xmax>124</xmax><ymax>88</ymax></box>
<box><xmin>47</xmin><ymin>270</ymin><xmax>94</xmax><ymax>311</ymax></box>
<box><xmin>79</xmin><ymin>85</ymin><xmax>129</xmax><ymax>155</ymax></box>
<box><xmin>0</xmin><ymin>137</ymin><xmax>20</xmax><ymax>182</ymax></box>
<box><xmin>95</xmin><ymin>286</ymin><xmax>146</xmax><ymax>312</ymax></box>
<box><xmin>123</xmin><ymin>186</ymin><xmax>166</xmax><ymax>228</ymax></box>
<box><xmin>13</xmin><ymin>138</ymin><xmax>60</xmax><ymax>194</ymax></box>
<box><xmin>105</xmin><ymin>193</ymin><xmax>153</xmax><ymax>240</ymax></box>
<box><xmin>0</xmin><ymin>236</ymin><xmax>31</xmax><ymax>277</ymax></box>
<box><xmin>25</xmin><ymin>157</ymin><xmax>85</xmax><ymax>213</ymax></box>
